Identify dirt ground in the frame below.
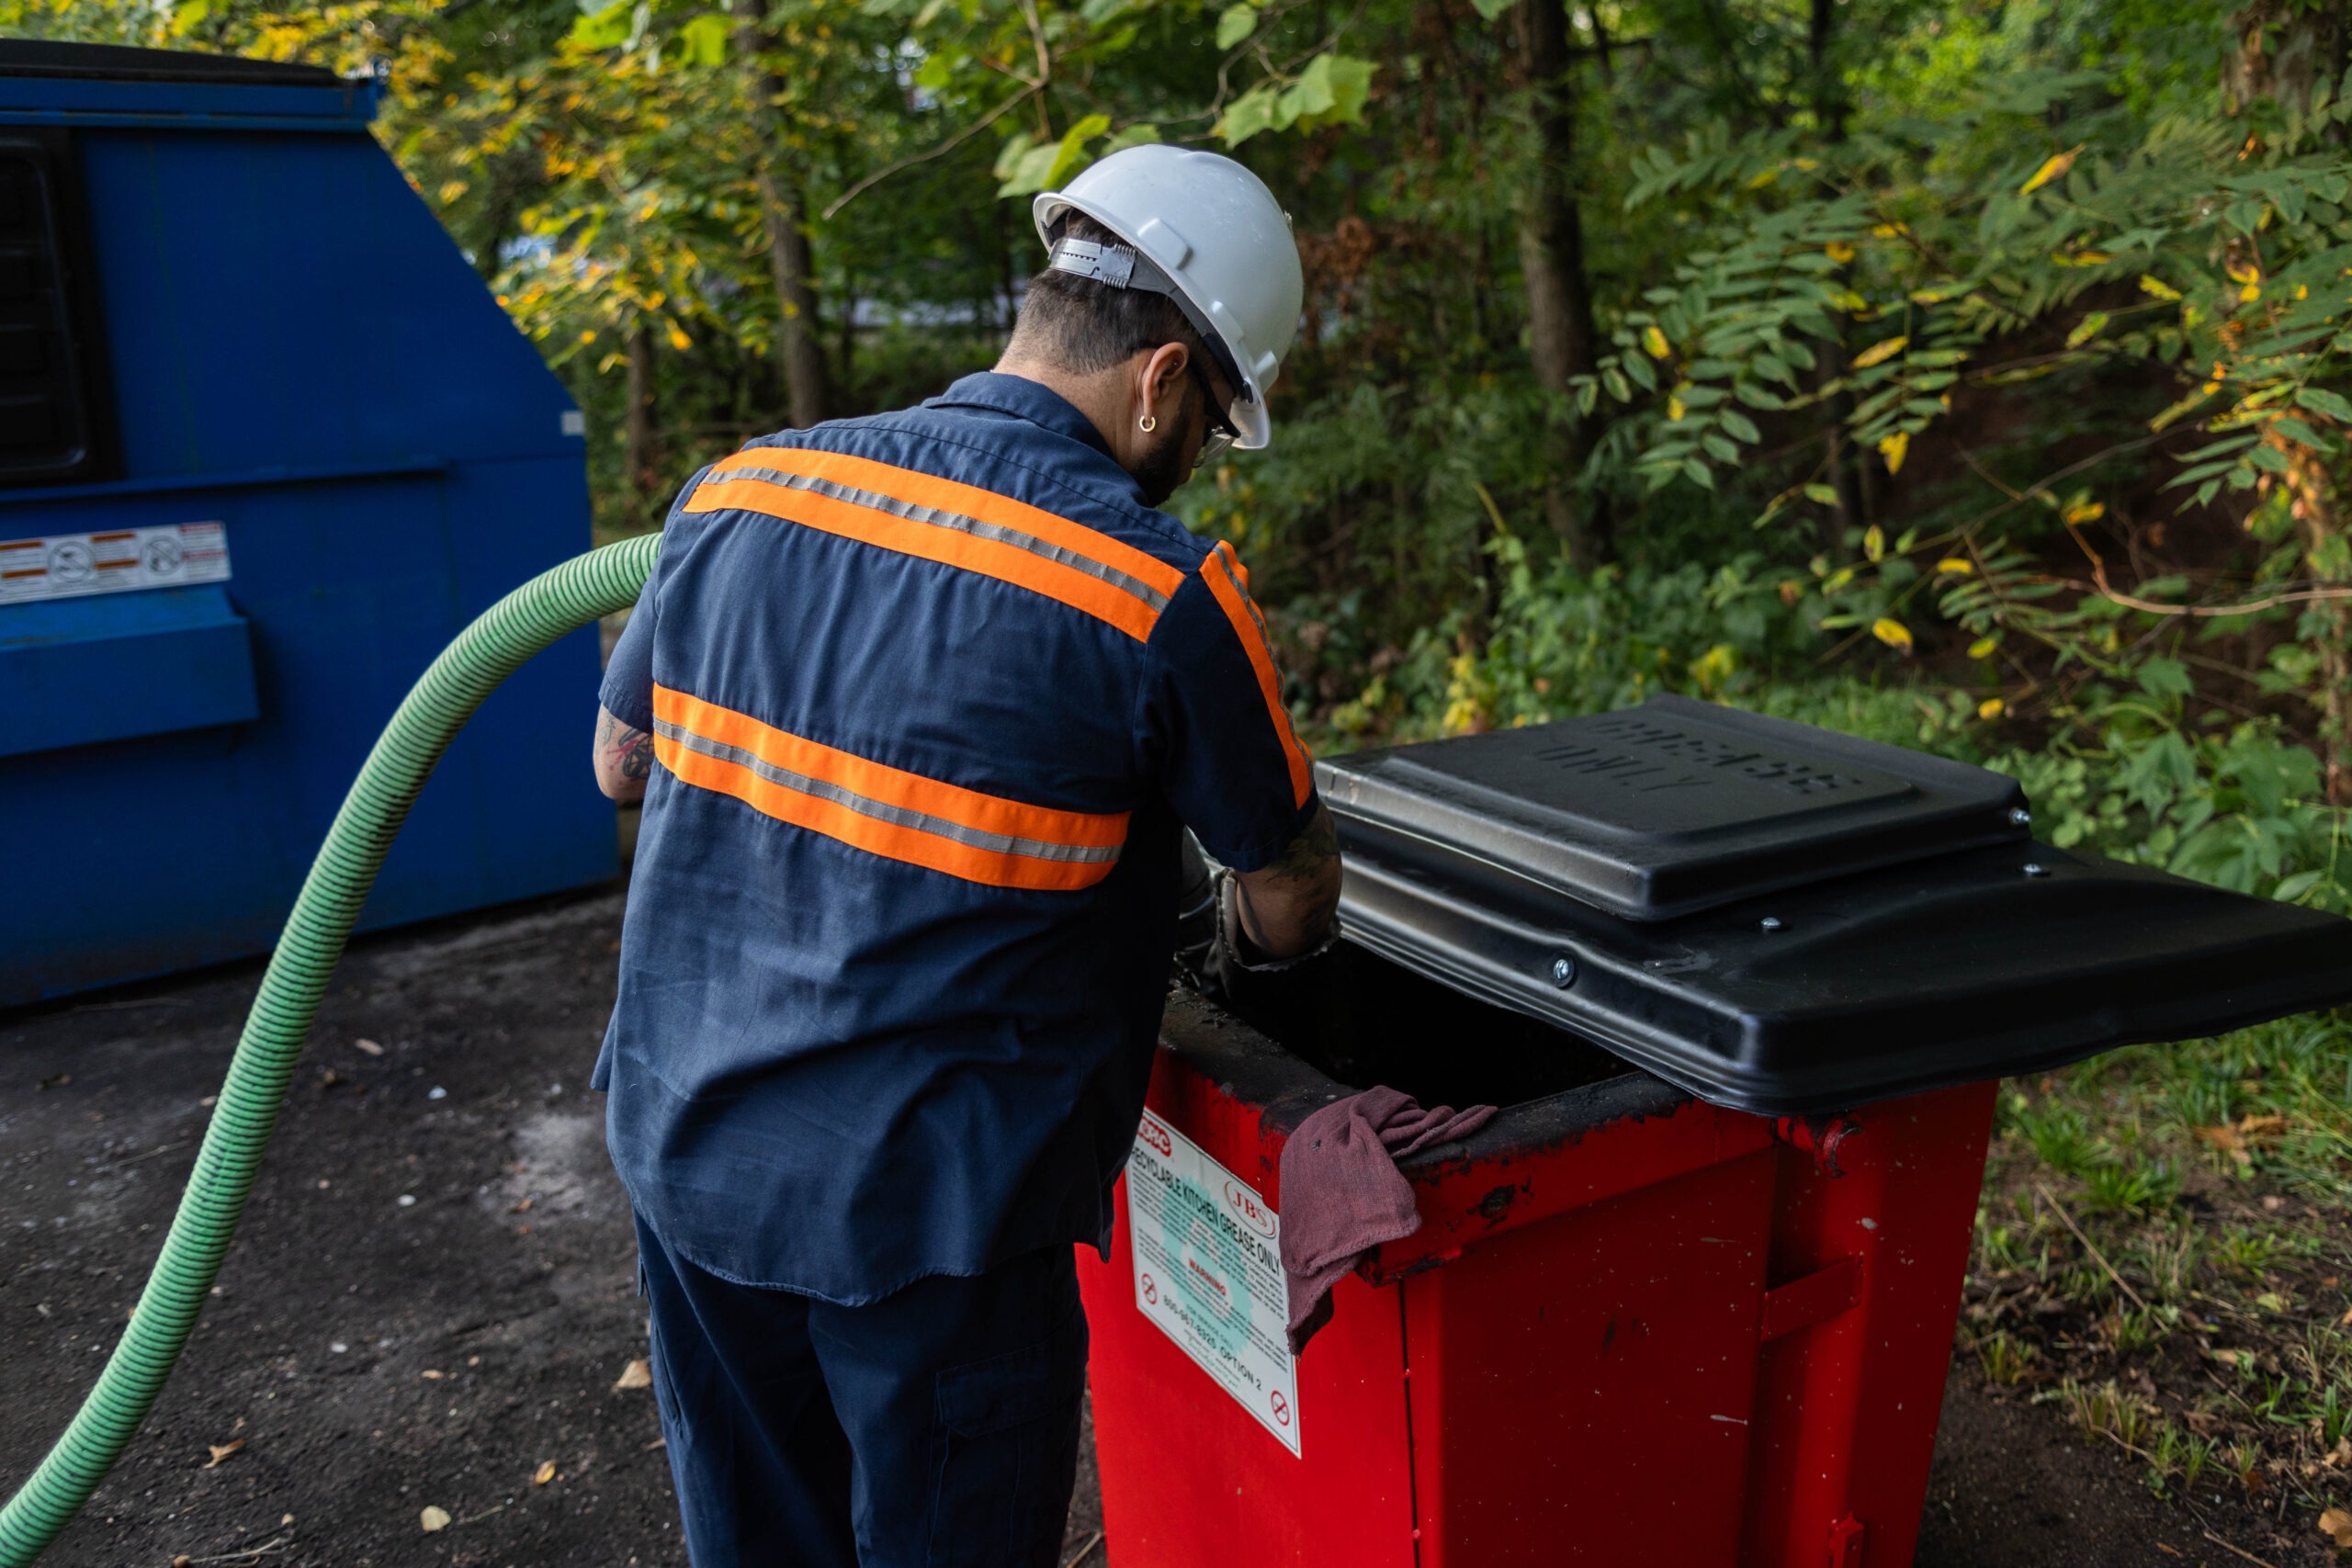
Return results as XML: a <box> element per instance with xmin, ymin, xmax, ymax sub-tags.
<box><xmin>0</xmin><ymin>887</ymin><xmax>2328</xmax><ymax>1566</ymax></box>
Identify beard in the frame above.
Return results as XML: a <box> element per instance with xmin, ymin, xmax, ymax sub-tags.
<box><xmin>1130</xmin><ymin>380</ymin><xmax>1201</xmax><ymax>507</ymax></box>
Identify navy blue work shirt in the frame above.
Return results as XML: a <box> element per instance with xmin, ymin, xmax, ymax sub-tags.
<box><xmin>595</xmin><ymin>371</ymin><xmax>1319</xmax><ymax>1303</ymax></box>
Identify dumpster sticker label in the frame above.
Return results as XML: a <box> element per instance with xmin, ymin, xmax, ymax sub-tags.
<box><xmin>0</xmin><ymin>523</ymin><xmax>231</xmax><ymax>604</ymax></box>
<box><xmin>1125</xmin><ymin>1113</ymin><xmax>1301</xmax><ymax>1456</ymax></box>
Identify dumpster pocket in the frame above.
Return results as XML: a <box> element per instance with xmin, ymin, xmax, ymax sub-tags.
<box><xmin>927</xmin><ymin>1300</ymin><xmax>1089</xmax><ymax>1567</ymax></box>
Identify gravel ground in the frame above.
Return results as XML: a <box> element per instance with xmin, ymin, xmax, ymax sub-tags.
<box><xmin>0</xmin><ymin>887</ymin><xmax>2313</xmax><ymax>1565</ymax></box>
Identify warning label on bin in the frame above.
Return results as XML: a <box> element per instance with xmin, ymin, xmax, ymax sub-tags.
<box><xmin>1125</xmin><ymin>1112</ymin><xmax>1301</xmax><ymax>1456</ymax></box>
<box><xmin>0</xmin><ymin>523</ymin><xmax>231</xmax><ymax>604</ymax></box>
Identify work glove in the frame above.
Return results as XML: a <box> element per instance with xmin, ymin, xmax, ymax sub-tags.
<box><xmin>1173</xmin><ymin>830</ymin><xmax>1340</xmax><ymax>1006</ymax></box>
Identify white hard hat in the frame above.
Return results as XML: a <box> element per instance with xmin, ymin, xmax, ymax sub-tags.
<box><xmin>1034</xmin><ymin>145</ymin><xmax>1303</xmax><ymax>450</ymax></box>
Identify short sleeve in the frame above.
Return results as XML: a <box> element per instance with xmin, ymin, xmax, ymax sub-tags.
<box><xmin>599</xmin><ymin>592</ymin><xmax>656</xmax><ymax>734</ymax></box>
<box><xmin>599</xmin><ymin>470</ymin><xmax>710</xmax><ymax>733</ymax></box>
<box><xmin>1137</xmin><ymin>541</ymin><xmax>1320</xmax><ymax>872</ymax></box>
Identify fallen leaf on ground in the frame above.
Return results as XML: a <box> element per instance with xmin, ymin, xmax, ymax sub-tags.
<box><xmin>2326</xmin><ymin>1437</ymin><xmax>2352</xmax><ymax>1470</ymax></box>
<box><xmin>2320</xmin><ymin>1506</ymin><xmax>2352</xmax><ymax>1548</ymax></box>
<box><xmin>509</xmin><ymin>1198</ymin><xmax>534</xmax><ymax>1213</ymax></box>
<box><xmin>354</xmin><ymin>1038</ymin><xmax>384</xmax><ymax>1056</ymax></box>
<box><xmin>533</xmin><ymin>1460</ymin><xmax>557</xmax><ymax>1485</ymax></box>
<box><xmin>2263</xmin><ymin>1194</ymin><xmax>2287</xmax><ymax>1212</ymax></box>
<box><xmin>420</xmin><ymin>1369</ymin><xmax>444</xmax><ymax>1380</ymax></box>
<box><xmin>614</xmin><ymin>1359</ymin><xmax>652</xmax><ymax>1391</ymax></box>
<box><xmin>420</xmin><ymin>1505</ymin><xmax>450</xmax><ymax>1532</ymax></box>
<box><xmin>202</xmin><ymin>1438</ymin><xmax>244</xmax><ymax>1469</ymax></box>
<box><xmin>2255</xmin><ymin>1292</ymin><xmax>2291</xmax><ymax>1313</ymax></box>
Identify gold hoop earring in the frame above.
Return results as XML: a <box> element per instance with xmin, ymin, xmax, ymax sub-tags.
<box><xmin>1138</xmin><ymin>414</ymin><xmax>1157</xmax><ymax>434</ymax></box>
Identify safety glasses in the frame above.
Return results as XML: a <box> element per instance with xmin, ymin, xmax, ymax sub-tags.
<box><xmin>1185</xmin><ymin>355</ymin><xmax>1239</xmax><ymax>469</ymax></box>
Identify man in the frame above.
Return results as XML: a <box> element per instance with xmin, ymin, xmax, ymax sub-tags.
<box><xmin>588</xmin><ymin>144</ymin><xmax>1341</xmax><ymax>1567</ymax></box>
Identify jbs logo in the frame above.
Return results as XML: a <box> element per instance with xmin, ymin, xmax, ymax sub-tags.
<box><xmin>1137</xmin><ymin>1118</ymin><xmax>1174</xmax><ymax>1157</ymax></box>
<box><xmin>1223</xmin><ymin>1178</ymin><xmax>1278</xmax><ymax>1239</ymax></box>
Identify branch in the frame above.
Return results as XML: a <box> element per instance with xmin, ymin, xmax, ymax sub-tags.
<box><xmin>820</xmin><ymin>86</ymin><xmax>1036</xmax><ymax>220</ymax></box>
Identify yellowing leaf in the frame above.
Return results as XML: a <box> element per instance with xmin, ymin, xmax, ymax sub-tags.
<box><xmin>1871</xmin><ymin>618</ymin><xmax>1915</xmax><ymax>653</ymax></box>
<box><xmin>1850</xmin><ymin>335</ymin><xmax>1908</xmax><ymax>369</ymax></box>
<box><xmin>2019</xmin><ymin>144</ymin><xmax>2083</xmax><ymax>195</ymax></box>
<box><xmin>1936</xmin><ymin>558</ymin><xmax>1974</xmax><ymax>575</ymax></box>
<box><xmin>420</xmin><ymin>1506</ymin><xmax>451</xmax><ymax>1533</ymax></box>
<box><xmin>614</xmin><ymin>1359</ymin><xmax>653</xmax><ymax>1391</ymax></box>
<box><xmin>2225</xmin><ymin>257</ymin><xmax>2262</xmax><ymax>286</ymax></box>
<box><xmin>533</xmin><ymin>1460</ymin><xmax>558</xmax><ymax>1485</ymax></box>
<box><xmin>1824</xmin><ymin>241</ymin><xmax>1856</xmax><ymax>264</ymax></box>
<box><xmin>1977</xmin><ymin>697</ymin><xmax>2005</xmax><ymax>719</ymax></box>
<box><xmin>2241</xmin><ymin>282</ymin><xmax>2261</xmax><ymax>303</ymax></box>
<box><xmin>1871</xmin><ymin>222</ymin><xmax>1907</xmax><ymax>239</ymax></box>
<box><xmin>1862</xmin><ymin>525</ymin><xmax>1885</xmax><ymax>562</ymax></box>
<box><xmin>2138</xmin><ymin>274</ymin><xmax>2182</xmax><ymax>301</ymax></box>
<box><xmin>666</xmin><ymin>325</ymin><xmax>691</xmax><ymax>353</ymax></box>
<box><xmin>1878</xmin><ymin>430</ymin><xmax>1910</xmax><ymax>474</ymax></box>
<box><xmin>1666</xmin><ymin>396</ymin><xmax>1686</xmax><ymax>422</ymax></box>
<box><xmin>1968</xmin><ymin>637</ymin><xmax>1999</xmax><ymax>659</ymax></box>
<box><xmin>2061</xmin><ymin>499</ymin><xmax>2106</xmax><ymax>526</ymax></box>
<box><xmin>1745</xmin><ymin>164</ymin><xmax>1780</xmax><ymax>188</ymax></box>
<box><xmin>2064</xmin><ymin>310</ymin><xmax>2109</xmax><ymax>348</ymax></box>
<box><xmin>1643</xmin><ymin>325</ymin><xmax>1671</xmax><ymax>359</ymax></box>
<box><xmin>203</xmin><ymin>1438</ymin><xmax>245</xmax><ymax>1470</ymax></box>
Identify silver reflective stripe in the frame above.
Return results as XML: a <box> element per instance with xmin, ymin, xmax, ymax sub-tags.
<box><xmin>654</xmin><ymin>720</ymin><xmax>1125</xmax><ymax>867</ymax></box>
<box><xmin>718</xmin><ymin>464</ymin><xmax>1171</xmax><ymax>614</ymax></box>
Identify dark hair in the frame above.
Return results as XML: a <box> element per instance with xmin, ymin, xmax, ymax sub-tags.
<box><xmin>1007</xmin><ymin>213</ymin><xmax>1214</xmax><ymax>375</ymax></box>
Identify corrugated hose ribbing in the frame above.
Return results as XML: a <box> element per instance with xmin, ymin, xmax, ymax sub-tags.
<box><xmin>0</xmin><ymin>534</ymin><xmax>660</xmax><ymax>1564</ymax></box>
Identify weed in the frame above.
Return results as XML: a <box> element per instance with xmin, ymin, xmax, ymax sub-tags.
<box><xmin>2060</xmin><ymin>1377</ymin><xmax>2154</xmax><ymax>1452</ymax></box>
<box><xmin>2080</xmin><ymin>1158</ymin><xmax>2181</xmax><ymax>1216</ymax></box>
<box><xmin>2011</xmin><ymin>1100</ymin><xmax>2100</xmax><ymax>1178</ymax></box>
<box><xmin>2214</xmin><ymin>1227</ymin><xmax>2280</xmax><ymax>1279</ymax></box>
<box><xmin>1977</xmin><ymin>1329</ymin><xmax>2040</xmax><ymax>1387</ymax></box>
<box><xmin>2143</xmin><ymin>1421</ymin><xmax>2219</xmax><ymax>1498</ymax></box>
<box><xmin>2109</xmin><ymin>1304</ymin><xmax>2182</xmax><ymax>1356</ymax></box>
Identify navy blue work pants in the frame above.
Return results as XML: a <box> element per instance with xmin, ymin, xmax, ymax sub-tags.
<box><xmin>634</xmin><ymin>1213</ymin><xmax>1089</xmax><ymax>1568</ymax></box>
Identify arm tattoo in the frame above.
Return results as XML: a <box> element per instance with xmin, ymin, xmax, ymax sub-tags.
<box><xmin>596</xmin><ymin>708</ymin><xmax>658</xmax><ymax>782</ymax></box>
<box><xmin>1268</xmin><ymin>805</ymin><xmax>1339</xmax><ymax>885</ymax></box>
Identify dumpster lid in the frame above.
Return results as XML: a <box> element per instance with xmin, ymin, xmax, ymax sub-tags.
<box><xmin>1330</xmin><ymin>709</ymin><xmax>2352</xmax><ymax>1113</ymax></box>
<box><xmin>1317</xmin><ymin>694</ymin><xmax>2029</xmax><ymax>921</ymax></box>
<box><xmin>0</xmin><ymin>41</ymin><xmax>341</xmax><ymax>88</ymax></box>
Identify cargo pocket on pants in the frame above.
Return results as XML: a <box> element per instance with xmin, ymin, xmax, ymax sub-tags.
<box><xmin>925</xmin><ymin>1303</ymin><xmax>1089</xmax><ymax>1568</ymax></box>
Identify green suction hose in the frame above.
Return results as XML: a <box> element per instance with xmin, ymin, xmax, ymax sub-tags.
<box><xmin>0</xmin><ymin>534</ymin><xmax>659</xmax><ymax>1565</ymax></box>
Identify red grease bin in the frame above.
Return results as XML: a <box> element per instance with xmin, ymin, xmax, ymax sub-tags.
<box><xmin>1083</xmin><ymin>701</ymin><xmax>2352</xmax><ymax>1566</ymax></box>
<box><xmin>1080</xmin><ymin>985</ymin><xmax>1993</xmax><ymax>1568</ymax></box>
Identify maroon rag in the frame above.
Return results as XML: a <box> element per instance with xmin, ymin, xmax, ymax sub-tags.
<box><xmin>1277</xmin><ymin>1086</ymin><xmax>1497</xmax><ymax>1352</ymax></box>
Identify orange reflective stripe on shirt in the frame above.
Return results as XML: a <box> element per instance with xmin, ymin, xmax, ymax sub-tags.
<box><xmin>686</xmin><ymin>446</ymin><xmax>1185</xmax><ymax>643</ymax></box>
<box><xmin>1201</xmin><ymin>540</ymin><xmax>1315</xmax><ymax>808</ymax></box>
<box><xmin>650</xmin><ymin>686</ymin><xmax>1127</xmax><ymax>892</ymax></box>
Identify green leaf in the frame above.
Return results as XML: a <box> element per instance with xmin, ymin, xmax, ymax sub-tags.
<box><xmin>570</xmin><ymin>0</ymin><xmax>636</xmax><ymax>47</ymax></box>
<box><xmin>1467</xmin><ymin>0</ymin><xmax>1520</xmax><ymax>17</ymax></box>
<box><xmin>169</xmin><ymin>0</ymin><xmax>209</xmax><ymax>36</ymax></box>
<box><xmin>991</xmin><ymin>130</ymin><xmax>1037</xmax><ymax>182</ymax></box>
<box><xmin>1681</xmin><ymin>457</ymin><xmax>1715</xmax><ymax>490</ymax></box>
<box><xmin>2273</xmin><ymin>415</ymin><xmax>2334</xmax><ymax>450</ymax></box>
<box><xmin>1279</xmin><ymin>53</ymin><xmax>1376</xmax><ymax>133</ymax></box>
<box><xmin>1101</xmin><ymin>122</ymin><xmax>1160</xmax><ymax>156</ymax></box>
<box><xmin>1802</xmin><ymin>483</ymin><xmax>1839</xmax><ymax>505</ymax></box>
<box><xmin>2296</xmin><ymin>386</ymin><xmax>2352</xmax><ymax>422</ymax></box>
<box><xmin>2135</xmin><ymin>658</ymin><xmax>2192</xmax><ymax>699</ymax></box>
<box><xmin>1001</xmin><ymin>115</ymin><xmax>1111</xmax><ymax>197</ymax></box>
<box><xmin>677</xmin><ymin>12</ymin><xmax>729</xmax><ymax>64</ymax></box>
<box><xmin>1216</xmin><ymin>85</ymin><xmax>1282</xmax><ymax>146</ymax></box>
<box><xmin>1215</xmin><ymin>3</ymin><xmax>1259</xmax><ymax>49</ymax></box>
<box><xmin>1717</xmin><ymin>409</ymin><xmax>1761</xmax><ymax>444</ymax></box>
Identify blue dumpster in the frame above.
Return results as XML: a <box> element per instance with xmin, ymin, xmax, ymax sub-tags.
<box><xmin>0</xmin><ymin>42</ymin><xmax>611</xmax><ymax>1005</ymax></box>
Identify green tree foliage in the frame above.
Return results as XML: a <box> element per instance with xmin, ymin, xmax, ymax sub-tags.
<box><xmin>7</xmin><ymin>0</ymin><xmax>2348</xmax><ymax>907</ymax></box>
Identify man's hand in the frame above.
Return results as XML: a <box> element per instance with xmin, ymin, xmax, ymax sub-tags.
<box><xmin>1229</xmin><ymin>804</ymin><xmax>1341</xmax><ymax>961</ymax></box>
<box><xmin>594</xmin><ymin>705</ymin><xmax>657</xmax><ymax>803</ymax></box>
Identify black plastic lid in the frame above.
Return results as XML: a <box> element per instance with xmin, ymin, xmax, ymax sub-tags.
<box><xmin>1318</xmin><ymin>694</ymin><xmax>2028</xmax><ymax>921</ymax></box>
<box><xmin>1324</xmin><ymin>699</ymin><xmax>2352</xmax><ymax>1113</ymax></box>
<box><xmin>0</xmin><ymin>42</ymin><xmax>341</xmax><ymax>87</ymax></box>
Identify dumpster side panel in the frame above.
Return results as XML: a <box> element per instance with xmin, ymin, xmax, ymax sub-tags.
<box><xmin>1402</xmin><ymin>1150</ymin><xmax>1774</xmax><ymax>1567</ymax></box>
<box><xmin>0</xmin><ymin>114</ymin><xmax>606</xmax><ymax>1003</ymax></box>
<box><xmin>1739</xmin><ymin>1081</ymin><xmax>1996</xmax><ymax>1568</ymax></box>
<box><xmin>1080</xmin><ymin>1043</ymin><xmax>1416</xmax><ymax>1568</ymax></box>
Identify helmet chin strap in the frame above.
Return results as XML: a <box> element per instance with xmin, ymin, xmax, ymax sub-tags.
<box><xmin>1045</xmin><ymin>231</ymin><xmax>1252</xmax><ymax>411</ymax></box>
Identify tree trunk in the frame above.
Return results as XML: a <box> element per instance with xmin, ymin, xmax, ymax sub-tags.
<box><xmin>2225</xmin><ymin>1</ymin><xmax>2350</xmax><ymax>124</ymax></box>
<box><xmin>1514</xmin><ymin>0</ymin><xmax>1606</xmax><ymax>564</ymax></box>
<box><xmin>730</xmin><ymin>0</ymin><xmax>828</xmax><ymax>430</ymax></box>
<box><xmin>625</xmin><ymin>319</ymin><xmax>656</xmax><ymax>509</ymax></box>
<box><xmin>2233</xmin><ymin>4</ymin><xmax>2352</xmax><ymax>799</ymax></box>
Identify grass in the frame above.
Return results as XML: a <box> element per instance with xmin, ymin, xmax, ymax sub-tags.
<box><xmin>1968</xmin><ymin>1007</ymin><xmax>2352</xmax><ymax>1526</ymax></box>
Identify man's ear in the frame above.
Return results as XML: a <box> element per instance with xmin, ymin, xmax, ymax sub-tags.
<box><xmin>1136</xmin><ymin>342</ymin><xmax>1190</xmax><ymax>418</ymax></box>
